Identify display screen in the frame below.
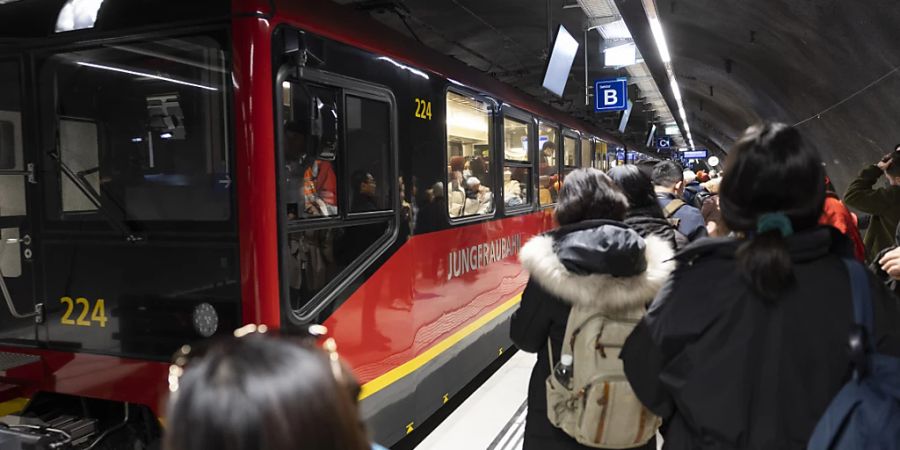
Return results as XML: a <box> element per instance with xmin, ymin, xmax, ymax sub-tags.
<box><xmin>645</xmin><ymin>124</ymin><xmax>657</xmax><ymax>147</ymax></box>
<box><xmin>542</xmin><ymin>25</ymin><xmax>579</xmax><ymax>97</ymax></box>
<box><xmin>617</xmin><ymin>100</ymin><xmax>633</xmax><ymax>133</ymax></box>
<box><xmin>682</xmin><ymin>150</ymin><xmax>708</xmax><ymax>159</ymax></box>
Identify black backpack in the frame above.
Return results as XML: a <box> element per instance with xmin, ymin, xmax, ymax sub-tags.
<box><xmin>807</xmin><ymin>259</ymin><xmax>900</xmax><ymax>449</ymax></box>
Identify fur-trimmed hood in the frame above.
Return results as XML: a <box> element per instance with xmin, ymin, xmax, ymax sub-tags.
<box><xmin>519</xmin><ymin>221</ymin><xmax>676</xmax><ymax>311</ymax></box>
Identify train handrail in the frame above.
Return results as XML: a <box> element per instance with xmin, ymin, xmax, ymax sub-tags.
<box><xmin>0</xmin><ymin>246</ymin><xmax>43</xmax><ymax>324</ymax></box>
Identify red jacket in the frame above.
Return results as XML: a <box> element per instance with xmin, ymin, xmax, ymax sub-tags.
<box><xmin>819</xmin><ymin>194</ymin><xmax>865</xmax><ymax>261</ymax></box>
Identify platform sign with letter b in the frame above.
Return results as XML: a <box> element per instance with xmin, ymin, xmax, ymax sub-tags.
<box><xmin>594</xmin><ymin>78</ymin><xmax>628</xmax><ymax>112</ymax></box>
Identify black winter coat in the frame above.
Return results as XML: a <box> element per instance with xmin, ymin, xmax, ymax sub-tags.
<box><xmin>510</xmin><ymin>220</ymin><xmax>675</xmax><ymax>450</ymax></box>
<box><xmin>622</xmin><ymin>227</ymin><xmax>900</xmax><ymax>450</ymax></box>
<box><xmin>625</xmin><ymin>206</ymin><xmax>686</xmax><ymax>251</ymax></box>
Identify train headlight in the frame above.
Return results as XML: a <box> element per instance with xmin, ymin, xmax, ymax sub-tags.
<box><xmin>192</xmin><ymin>302</ymin><xmax>219</xmax><ymax>338</ymax></box>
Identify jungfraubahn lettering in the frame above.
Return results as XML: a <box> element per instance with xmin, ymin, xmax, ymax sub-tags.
<box><xmin>447</xmin><ymin>234</ymin><xmax>523</xmax><ymax>281</ymax></box>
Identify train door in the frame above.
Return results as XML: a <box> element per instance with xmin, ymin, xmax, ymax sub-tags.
<box><xmin>0</xmin><ymin>56</ymin><xmax>42</xmax><ymax>345</ymax></box>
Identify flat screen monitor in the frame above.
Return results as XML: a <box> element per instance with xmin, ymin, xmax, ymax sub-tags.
<box><xmin>645</xmin><ymin>124</ymin><xmax>657</xmax><ymax>147</ymax></box>
<box><xmin>542</xmin><ymin>25</ymin><xmax>579</xmax><ymax>97</ymax></box>
<box><xmin>617</xmin><ymin>100</ymin><xmax>633</xmax><ymax>133</ymax></box>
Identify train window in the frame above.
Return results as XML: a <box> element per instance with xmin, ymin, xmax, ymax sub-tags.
<box><xmin>596</xmin><ymin>141</ymin><xmax>609</xmax><ymax>170</ymax></box>
<box><xmin>283</xmin><ymin>84</ymin><xmax>341</xmax><ymax>219</ymax></box>
<box><xmin>279</xmin><ymin>78</ymin><xmax>395</xmax><ymax>317</ymax></box>
<box><xmin>0</xmin><ymin>121</ymin><xmax>14</xmax><ymax>171</ymax></box>
<box><xmin>581</xmin><ymin>137</ymin><xmax>592</xmax><ymax>168</ymax></box>
<box><xmin>446</xmin><ymin>91</ymin><xmax>494</xmax><ymax>218</ymax></box>
<box><xmin>0</xmin><ymin>61</ymin><xmax>24</xmax><ymax>219</ymax></box>
<box><xmin>503</xmin><ymin>118</ymin><xmax>529</xmax><ymax>162</ymax></box>
<box><xmin>538</xmin><ymin>122</ymin><xmax>559</xmax><ymax>206</ymax></box>
<box><xmin>40</xmin><ymin>35</ymin><xmax>232</xmax><ymax>222</ymax></box>
<box><xmin>346</xmin><ymin>95</ymin><xmax>390</xmax><ymax>213</ymax></box>
<box><xmin>563</xmin><ymin>134</ymin><xmax>577</xmax><ymax>167</ymax></box>
<box><xmin>503</xmin><ymin>117</ymin><xmax>531</xmax><ymax>208</ymax></box>
<box><xmin>0</xmin><ymin>60</ymin><xmax>24</xmax><ymax>278</ymax></box>
<box><xmin>59</xmin><ymin>118</ymin><xmax>100</xmax><ymax>212</ymax></box>
<box><xmin>286</xmin><ymin>221</ymin><xmax>389</xmax><ymax>312</ymax></box>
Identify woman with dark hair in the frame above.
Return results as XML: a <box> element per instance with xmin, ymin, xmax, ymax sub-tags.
<box><xmin>621</xmin><ymin>123</ymin><xmax>900</xmax><ymax>449</ymax></box>
<box><xmin>608</xmin><ymin>164</ymin><xmax>685</xmax><ymax>250</ymax></box>
<box><xmin>511</xmin><ymin>168</ymin><xmax>675</xmax><ymax>450</ymax></box>
<box><xmin>164</xmin><ymin>333</ymin><xmax>373</xmax><ymax>450</ymax></box>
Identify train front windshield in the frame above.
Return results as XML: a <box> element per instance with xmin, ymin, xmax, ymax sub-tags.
<box><xmin>0</xmin><ymin>32</ymin><xmax>241</xmax><ymax>359</ymax></box>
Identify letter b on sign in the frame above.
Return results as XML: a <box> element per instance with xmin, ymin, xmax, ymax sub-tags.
<box><xmin>604</xmin><ymin>90</ymin><xmax>617</xmax><ymax>106</ymax></box>
<box><xmin>594</xmin><ymin>78</ymin><xmax>627</xmax><ymax>112</ymax></box>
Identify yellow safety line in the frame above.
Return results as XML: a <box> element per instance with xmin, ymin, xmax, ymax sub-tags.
<box><xmin>359</xmin><ymin>293</ymin><xmax>522</xmax><ymax>400</ymax></box>
<box><xmin>0</xmin><ymin>398</ymin><xmax>28</xmax><ymax>417</ymax></box>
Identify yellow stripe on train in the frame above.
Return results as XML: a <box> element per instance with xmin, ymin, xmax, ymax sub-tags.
<box><xmin>358</xmin><ymin>293</ymin><xmax>522</xmax><ymax>400</ymax></box>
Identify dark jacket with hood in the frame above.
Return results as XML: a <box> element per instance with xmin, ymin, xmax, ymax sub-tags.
<box><xmin>625</xmin><ymin>205</ymin><xmax>687</xmax><ymax>250</ymax></box>
<box><xmin>511</xmin><ymin>220</ymin><xmax>675</xmax><ymax>450</ymax></box>
<box><xmin>621</xmin><ymin>227</ymin><xmax>900</xmax><ymax>450</ymax></box>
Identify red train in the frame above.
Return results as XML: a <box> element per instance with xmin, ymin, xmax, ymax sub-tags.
<box><xmin>0</xmin><ymin>0</ymin><xmax>624</xmax><ymax>447</ymax></box>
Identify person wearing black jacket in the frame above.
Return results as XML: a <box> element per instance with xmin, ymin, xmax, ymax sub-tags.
<box><xmin>510</xmin><ymin>168</ymin><xmax>675</xmax><ymax>450</ymax></box>
<box><xmin>609</xmin><ymin>164</ymin><xmax>687</xmax><ymax>250</ymax></box>
<box><xmin>621</xmin><ymin>123</ymin><xmax>900</xmax><ymax>449</ymax></box>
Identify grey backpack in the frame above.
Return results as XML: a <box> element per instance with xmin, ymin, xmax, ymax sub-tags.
<box><xmin>546</xmin><ymin>305</ymin><xmax>660</xmax><ymax>448</ymax></box>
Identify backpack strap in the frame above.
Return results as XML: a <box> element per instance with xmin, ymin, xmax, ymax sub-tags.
<box><xmin>547</xmin><ymin>338</ymin><xmax>555</xmax><ymax>373</ymax></box>
<box><xmin>843</xmin><ymin>258</ymin><xmax>874</xmax><ymax>333</ymax></box>
<box><xmin>664</xmin><ymin>199</ymin><xmax>685</xmax><ymax>218</ymax></box>
<box><xmin>842</xmin><ymin>258</ymin><xmax>875</xmax><ymax>378</ymax></box>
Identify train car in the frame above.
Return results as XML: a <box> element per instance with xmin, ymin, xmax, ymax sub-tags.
<box><xmin>0</xmin><ymin>0</ymin><xmax>624</xmax><ymax>447</ymax></box>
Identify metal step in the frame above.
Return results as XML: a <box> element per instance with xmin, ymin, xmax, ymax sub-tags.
<box><xmin>0</xmin><ymin>352</ymin><xmax>40</xmax><ymax>372</ymax></box>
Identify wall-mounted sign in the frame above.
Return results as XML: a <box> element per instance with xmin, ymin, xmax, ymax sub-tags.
<box><xmin>682</xmin><ymin>150</ymin><xmax>708</xmax><ymax>159</ymax></box>
<box><xmin>594</xmin><ymin>78</ymin><xmax>628</xmax><ymax>112</ymax></box>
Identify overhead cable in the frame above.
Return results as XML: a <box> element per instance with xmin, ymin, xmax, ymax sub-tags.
<box><xmin>794</xmin><ymin>63</ymin><xmax>900</xmax><ymax>127</ymax></box>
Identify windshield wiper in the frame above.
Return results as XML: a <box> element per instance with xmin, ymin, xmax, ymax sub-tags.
<box><xmin>49</xmin><ymin>152</ymin><xmax>144</xmax><ymax>243</ymax></box>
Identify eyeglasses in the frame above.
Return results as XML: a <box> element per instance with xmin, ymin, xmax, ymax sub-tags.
<box><xmin>168</xmin><ymin>323</ymin><xmax>345</xmax><ymax>395</ymax></box>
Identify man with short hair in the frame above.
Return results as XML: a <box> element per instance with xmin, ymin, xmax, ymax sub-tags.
<box><xmin>844</xmin><ymin>146</ymin><xmax>900</xmax><ymax>261</ymax></box>
<box><xmin>653</xmin><ymin>160</ymin><xmax>708</xmax><ymax>241</ymax></box>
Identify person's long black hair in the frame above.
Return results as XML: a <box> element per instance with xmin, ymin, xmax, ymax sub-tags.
<box><xmin>164</xmin><ymin>335</ymin><xmax>370</xmax><ymax>450</ymax></box>
<box><xmin>607</xmin><ymin>165</ymin><xmax>666</xmax><ymax>219</ymax></box>
<box><xmin>554</xmin><ymin>168</ymin><xmax>628</xmax><ymax>225</ymax></box>
<box><xmin>720</xmin><ymin>123</ymin><xmax>825</xmax><ymax>300</ymax></box>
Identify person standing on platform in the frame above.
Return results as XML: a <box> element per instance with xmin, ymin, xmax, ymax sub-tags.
<box><xmin>844</xmin><ymin>146</ymin><xmax>900</xmax><ymax>261</ymax></box>
<box><xmin>652</xmin><ymin>161</ymin><xmax>708</xmax><ymax>241</ymax></box>
<box><xmin>511</xmin><ymin>168</ymin><xmax>675</xmax><ymax>450</ymax></box>
<box><xmin>609</xmin><ymin>164</ymin><xmax>686</xmax><ymax>250</ymax></box>
<box><xmin>621</xmin><ymin>123</ymin><xmax>900</xmax><ymax>449</ymax></box>
<box><xmin>820</xmin><ymin>176</ymin><xmax>865</xmax><ymax>262</ymax></box>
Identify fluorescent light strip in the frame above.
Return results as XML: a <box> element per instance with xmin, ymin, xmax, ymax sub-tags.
<box><xmin>76</xmin><ymin>61</ymin><xmax>219</xmax><ymax>91</ymax></box>
<box><xmin>649</xmin><ymin>19</ymin><xmax>671</xmax><ymax>63</ymax></box>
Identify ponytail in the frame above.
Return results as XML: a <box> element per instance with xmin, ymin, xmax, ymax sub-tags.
<box><xmin>718</xmin><ymin>123</ymin><xmax>824</xmax><ymax>300</ymax></box>
<box><xmin>736</xmin><ymin>230</ymin><xmax>794</xmax><ymax>301</ymax></box>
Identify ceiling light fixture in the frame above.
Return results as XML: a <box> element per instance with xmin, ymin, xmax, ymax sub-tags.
<box><xmin>643</xmin><ymin>0</ymin><xmax>694</xmax><ymax>150</ymax></box>
<box><xmin>55</xmin><ymin>0</ymin><xmax>104</xmax><ymax>33</ymax></box>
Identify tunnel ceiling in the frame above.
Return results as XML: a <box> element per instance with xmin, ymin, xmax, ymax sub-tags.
<box><xmin>332</xmin><ymin>0</ymin><xmax>900</xmax><ymax>188</ymax></box>
<box><xmin>656</xmin><ymin>0</ymin><xmax>900</xmax><ymax>190</ymax></box>
<box><xmin>332</xmin><ymin>0</ymin><xmax>666</xmax><ymax>152</ymax></box>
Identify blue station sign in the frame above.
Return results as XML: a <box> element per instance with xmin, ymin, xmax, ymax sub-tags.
<box><xmin>594</xmin><ymin>78</ymin><xmax>628</xmax><ymax>112</ymax></box>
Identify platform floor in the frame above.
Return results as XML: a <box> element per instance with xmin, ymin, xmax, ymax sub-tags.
<box><xmin>416</xmin><ymin>349</ymin><xmax>663</xmax><ymax>450</ymax></box>
<box><xmin>416</xmin><ymin>350</ymin><xmax>535</xmax><ymax>450</ymax></box>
